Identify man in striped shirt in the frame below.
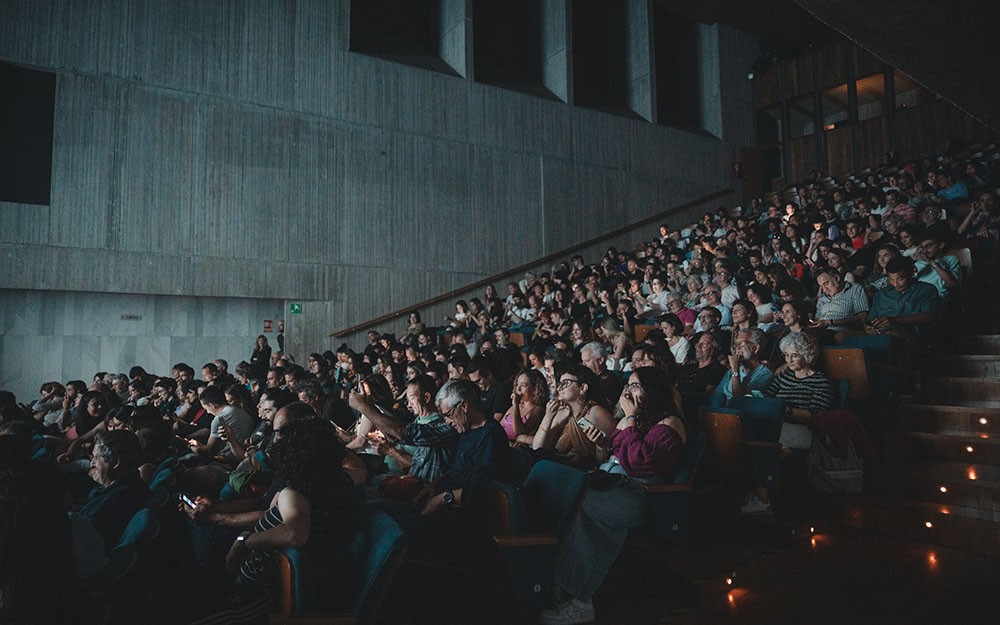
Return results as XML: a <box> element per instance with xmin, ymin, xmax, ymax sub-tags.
<box><xmin>809</xmin><ymin>267</ymin><xmax>869</xmax><ymax>341</ymax></box>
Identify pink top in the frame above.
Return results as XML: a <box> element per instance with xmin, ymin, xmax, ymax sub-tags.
<box><xmin>676</xmin><ymin>307</ymin><xmax>696</xmax><ymax>327</ymax></box>
<box><xmin>501</xmin><ymin>411</ymin><xmax>531</xmax><ymax>441</ymax></box>
<box><xmin>607</xmin><ymin>423</ymin><xmax>684</xmax><ymax>478</ymax></box>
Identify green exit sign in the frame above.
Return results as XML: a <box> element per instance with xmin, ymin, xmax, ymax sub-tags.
<box><xmin>289</xmin><ymin>303</ymin><xmax>302</xmax><ymax>314</ymax></box>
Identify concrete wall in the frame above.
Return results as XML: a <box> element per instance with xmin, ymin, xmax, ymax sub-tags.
<box><xmin>0</xmin><ymin>0</ymin><xmax>756</xmax><ymax>400</ymax></box>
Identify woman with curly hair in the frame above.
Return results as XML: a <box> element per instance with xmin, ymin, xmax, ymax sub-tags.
<box><xmin>501</xmin><ymin>369</ymin><xmax>548</xmax><ymax>445</ymax></box>
<box><xmin>207</xmin><ymin>418</ymin><xmax>359</xmax><ymax>623</ymax></box>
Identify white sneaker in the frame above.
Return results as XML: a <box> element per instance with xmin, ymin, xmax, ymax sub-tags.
<box><xmin>740</xmin><ymin>493</ymin><xmax>772</xmax><ymax>515</ymax></box>
<box><xmin>539</xmin><ymin>597</ymin><xmax>595</xmax><ymax>625</ymax></box>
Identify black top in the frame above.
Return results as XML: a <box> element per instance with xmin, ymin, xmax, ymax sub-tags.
<box><xmin>79</xmin><ymin>473</ymin><xmax>150</xmax><ymax>552</ymax></box>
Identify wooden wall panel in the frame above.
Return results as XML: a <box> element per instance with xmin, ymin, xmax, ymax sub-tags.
<box><xmin>894</xmin><ymin>106</ymin><xmax>931</xmax><ymax>161</ymax></box>
<box><xmin>855</xmin><ymin>116</ymin><xmax>887</xmax><ymax>173</ymax></box>
<box><xmin>825</xmin><ymin>126</ymin><xmax>853</xmax><ymax>177</ymax></box>
<box><xmin>782</xmin><ymin>54</ymin><xmax>814</xmax><ymax>98</ymax></box>
<box><xmin>816</xmin><ymin>41</ymin><xmax>846</xmax><ymax>91</ymax></box>
<box><xmin>754</xmin><ymin>69</ymin><xmax>781</xmax><ymax>108</ymax></box>
<box><xmin>786</xmin><ymin>135</ymin><xmax>818</xmax><ymax>183</ymax></box>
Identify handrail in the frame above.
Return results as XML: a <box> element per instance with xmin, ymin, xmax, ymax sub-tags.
<box><xmin>330</xmin><ymin>188</ymin><xmax>734</xmax><ymax>337</ymax></box>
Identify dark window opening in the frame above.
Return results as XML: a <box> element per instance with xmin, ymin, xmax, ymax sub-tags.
<box><xmin>472</xmin><ymin>0</ymin><xmax>554</xmax><ymax>99</ymax></box>
<box><xmin>571</xmin><ymin>0</ymin><xmax>635</xmax><ymax>118</ymax></box>
<box><xmin>654</xmin><ymin>7</ymin><xmax>701</xmax><ymax>130</ymax></box>
<box><xmin>349</xmin><ymin>0</ymin><xmax>459</xmax><ymax>76</ymax></box>
<box><xmin>1</xmin><ymin>61</ymin><xmax>56</xmax><ymax>206</ymax></box>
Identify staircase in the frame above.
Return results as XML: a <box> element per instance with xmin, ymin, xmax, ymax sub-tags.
<box><xmin>840</xmin><ymin>335</ymin><xmax>1000</xmax><ymax>557</ymax></box>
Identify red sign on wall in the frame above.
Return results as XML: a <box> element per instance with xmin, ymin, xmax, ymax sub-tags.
<box><xmin>264</xmin><ymin>320</ymin><xmax>273</xmax><ymax>333</ymax></box>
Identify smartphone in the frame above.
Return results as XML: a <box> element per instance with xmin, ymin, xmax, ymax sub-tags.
<box><xmin>751</xmin><ymin>390</ymin><xmax>765</xmax><ymax>398</ymax></box>
<box><xmin>179</xmin><ymin>493</ymin><xmax>197</xmax><ymax>508</ymax></box>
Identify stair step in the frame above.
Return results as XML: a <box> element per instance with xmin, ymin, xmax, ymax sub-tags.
<box><xmin>934</xmin><ymin>355</ymin><xmax>1000</xmax><ymax>378</ymax></box>
<box><xmin>883</xmin><ymin>431</ymin><xmax>1000</xmax><ymax>465</ymax></box>
<box><xmin>839</xmin><ymin>497</ymin><xmax>1000</xmax><ymax>556</ymax></box>
<box><xmin>884</xmin><ymin>461</ymin><xmax>1000</xmax><ymax>484</ymax></box>
<box><xmin>923</xmin><ymin>378</ymin><xmax>1000</xmax><ymax>408</ymax></box>
<box><xmin>899</xmin><ymin>403</ymin><xmax>1000</xmax><ymax>434</ymax></box>
<box><xmin>949</xmin><ymin>335</ymin><xmax>1000</xmax><ymax>355</ymax></box>
<box><xmin>871</xmin><ymin>471</ymin><xmax>1000</xmax><ymax>517</ymax></box>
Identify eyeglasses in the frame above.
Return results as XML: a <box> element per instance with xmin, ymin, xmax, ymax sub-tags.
<box><xmin>441</xmin><ymin>402</ymin><xmax>463</xmax><ymax>419</ymax></box>
<box><xmin>625</xmin><ymin>382</ymin><xmax>642</xmax><ymax>391</ymax></box>
<box><xmin>557</xmin><ymin>378</ymin><xmax>579</xmax><ymax>389</ymax></box>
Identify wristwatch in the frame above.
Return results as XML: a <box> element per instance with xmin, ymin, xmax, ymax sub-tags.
<box><xmin>441</xmin><ymin>490</ymin><xmax>455</xmax><ymax>506</ymax></box>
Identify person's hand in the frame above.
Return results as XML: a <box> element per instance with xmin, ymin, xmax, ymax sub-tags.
<box><xmin>348</xmin><ymin>389</ymin><xmax>369</xmax><ymax>412</ymax></box>
<box><xmin>727</xmin><ymin>353</ymin><xmax>740</xmax><ymax>372</ymax></box>
<box><xmin>583</xmin><ymin>425</ymin><xmax>605</xmax><ymax>446</ymax></box>
<box><xmin>225</xmin><ymin>537</ymin><xmax>250</xmax><ymax>573</ymax></box>
<box><xmin>420</xmin><ymin>492</ymin><xmax>447</xmax><ymax>516</ymax></box>
<box><xmin>218</xmin><ymin>422</ymin><xmax>234</xmax><ymax>442</ymax></box>
<box><xmin>179</xmin><ymin>495</ymin><xmax>214</xmax><ymax>522</ymax></box>
<box><xmin>619</xmin><ymin>388</ymin><xmax>641</xmax><ymax>417</ymax></box>
<box><xmin>808</xmin><ymin>318</ymin><xmax>829</xmax><ymax>329</ymax></box>
<box><xmin>411</xmin><ymin>484</ymin><xmax>434</xmax><ymax>510</ymax></box>
<box><xmin>62</xmin><ymin>394</ymin><xmax>71</xmax><ymax>411</ymax></box>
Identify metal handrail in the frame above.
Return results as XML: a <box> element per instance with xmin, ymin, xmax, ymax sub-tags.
<box><xmin>330</xmin><ymin>188</ymin><xmax>734</xmax><ymax>337</ymax></box>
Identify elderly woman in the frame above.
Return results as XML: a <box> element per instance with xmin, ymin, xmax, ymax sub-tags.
<box><xmin>765</xmin><ymin>332</ymin><xmax>835</xmax><ymax>450</ymax></box>
<box><xmin>541</xmin><ymin>367</ymin><xmax>686</xmax><ymax>625</ymax></box>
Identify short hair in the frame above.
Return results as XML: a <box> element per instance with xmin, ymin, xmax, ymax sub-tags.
<box><xmin>885</xmin><ymin>256</ymin><xmax>915</xmax><ymax>277</ymax></box>
<box><xmin>815</xmin><ymin>266</ymin><xmax>841</xmax><ymax>282</ymax></box>
<box><xmin>295</xmin><ymin>379</ymin><xmax>324</xmax><ymax>401</ymax></box>
<box><xmin>214</xmin><ymin>359</ymin><xmax>229</xmax><ymax>371</ymax></box>
<box><xmin>448</xmin><ymin>353</ymin><xmax>470</xmax><ymax>372</ymax></box>
<box><xmin>435</xmin><ymin>379</ymin><xmax>482</xmax><ymax>412</ymax></box>
<box><xmin>701</xmin><ymin>306</ymin><xmax>722</xmax><ymax>321</ymax></box>
<box><xmin>407</xmin><ymin>375</ymin><xmax>438</xmax><ymax>403</ymax></box>
<box><xmin>696</xmin><ymin>332</ymin><xmax>721</xmax><ymax>355</ymax></box>
<box><xmin>261</xmin><ymin>387</ymin><xmax>295</xmax><ymax>410</ymax></box>
<box><xmin>93</xmin><ymin>430</ymin><xmax>144</xmax><ymax>472</ymax></box>
<box><xmin>581</xmin><ymin>341</ymin><xmax>606</xmax><ymax>360</ymax></box>
<box><xmin>778</xmin><ymin>332</ymin><xmax>820</xmax><ymax>367</ymax></box>
<box><xmin>235</xmin><ymin>361</ymin><xmax>253</xmax><ymax>378</ymax></box>
<box><xmin>467</xmin><ymin>355</ymin><xmax>495</xmax><ymax>379</ymax></box>
<box><xmin>199</xmin><ymin>386</ymin><xmax>226</xmax><ymax>407</ymax></box>
<box><xmin>737</xmin><ymin>327</ymin><xmax>766</xmax><ymax>347</ymax></box>
<box><xmin>268</xmin><ymin>366</ymin><xmax>286</xmax><ymax>378</ymax></box>
<box><xmin>202</xmin><ymin>363</ymin><xmax>219</xmax><ymax>375</ymax></box>
<box><xmin>128</xmin><ymin>367</ymin><xmax>147</xmax><ymax>379</ymax></box>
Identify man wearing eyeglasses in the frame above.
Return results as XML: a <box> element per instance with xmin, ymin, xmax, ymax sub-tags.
<box><xmin>413</xmin><ymin>379</ymin><xmax>510</xmax><ymax>516</ymax></box>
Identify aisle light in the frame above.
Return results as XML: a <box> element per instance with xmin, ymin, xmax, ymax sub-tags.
<box><xmin>939</xmin><ymin>486</ymin><xmax>948</xmax><ymax>493</ymax></box>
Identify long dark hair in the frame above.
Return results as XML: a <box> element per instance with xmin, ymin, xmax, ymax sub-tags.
<box><xmin>631</xmin><ymin>366</ymin><xmax>681</xmax><ymax>434</ymax></box>
<box><xmin>270</xmin><ymin>419</ymin><xmax>350</xmax><ymax>508</ymax></box>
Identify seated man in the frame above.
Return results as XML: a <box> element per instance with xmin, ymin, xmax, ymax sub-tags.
<box><xmin>348</xmin><ymin>374</ymin><xmax>458</xmax><ymax>484</ymax></box>
<box><xmin>809</xmin><ymin>267</ymin><xmax>870</xmax><ymax>340</ymax></box>
<box><xmin>866</xmin><ymin>257</ymin><xmax>940</xmax><ymax>337</ymax></box>
<box><xmin>677</xmin><ymin>333</ymin><xmax>727</xmax><ymax>420</ymax></box>
<box><xmin>79</xmin><ymin>430</ymin><xmax>150</xmax><ymax>551</ymax></box>
<box><xmin>715</xmin><ymin>328</ymin><xmax>775</xmax><ymax>403</ymax></box>
<box><xmin>913</xmin><ymin>228</ymin><xmax>960</xmax><ymax>300</ymax></box>
<box><xmin>187</xmin><ymin>386</ymin><xmax>255</xmax><ymax>464</ymax></box>
<box><xmin>580</xmin><ymin>342</ymin><xmax>624</xmax><ymax>405</ymax></box>
<box><xmin>865</xmin><ymin>256</ymin><xmax>941</xmax><ymax>385</ymax></box>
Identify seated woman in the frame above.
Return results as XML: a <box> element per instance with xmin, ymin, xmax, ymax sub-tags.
<box><xmin>194</xmin><ymin>418</ymin><xmax>359</xmax><ymax>624</ymax></box>
<box><xmin>657</xmin><ymin>313</ymin><xmax>690</xmax><ymax>366</ymax></box>
<box><xmin>500</xmin><ymin>369</ymin><xmax>548</xmax><ymax>446</ymax></box>
<box><xmin>342</xmin><ymin>375</ymin><xmax>402</xmax><ymax>452</ymax></box>
<box><xmin>531</xmin><ymin>365</ymin><xmax>615</xmax><ymax>469</ymax></box>
<box><xmin>541</xmin><ymin>367</ymin><xmax>686</xmax><ymax>625</ymax></box>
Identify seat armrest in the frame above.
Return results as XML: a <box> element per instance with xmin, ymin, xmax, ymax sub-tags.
<box><xmin>492</xmin><ymin>534</ymin><xmax>559</xmax><ymax>547</ymax></box>
<box><xmin>640</xmin><ymin>483</ymin><xmax>692</xmax><ymax>493</ymax></box>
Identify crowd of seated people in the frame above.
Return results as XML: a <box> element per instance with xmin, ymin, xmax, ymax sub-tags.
<box><xmin>1</xmin><ymin>144</ymin><xmax>999</xmax><ymax>625</ymax></box>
